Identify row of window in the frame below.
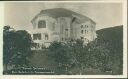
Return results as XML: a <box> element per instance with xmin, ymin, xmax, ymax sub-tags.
<box><xmin>80</xmin><ymin>37</ymin><xmax>89</xmax><ymax>41</ymax></box>
<box><xmin>38</xmin><ymin>20</ymin><xmax>89</xmax><ymax>29</ymax></box>
<box><xmin>37</xmin><ymin>20</ymin><xmax>90</xmax><ymax>35</ymax></box>
<box><xmin>81</xmin><ymin>25</ymin><xmax>88</xmax><ymax>28</ymax></box>
<box><xmin>61</xmin><ymin>38</ymin><xmax>70</xmax><ymax>41</ymax></box>
<box><xmin>33</xmin><ymin>33</ymin><xmax>49</xmax><ymax>40</ymax></box>
<box><xmin>33</xmin><ymin>34</ymin><xmax>88</xmax><ymax>42</ymax></box>
<box><xmin>81</xmin><ymin>30</ymin><xmax>88</xmax><ymax>34</ymax></box>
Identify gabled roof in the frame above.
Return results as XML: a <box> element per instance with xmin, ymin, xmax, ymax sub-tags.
<box><xmin>31</xmin><ymin>8</ymin><xmax>96</xmax><ymax>24</ymax></box>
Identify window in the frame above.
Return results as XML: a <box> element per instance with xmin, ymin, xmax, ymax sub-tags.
<box><xmin>38</xmin><ymin>20</ymin><xmax>46</xmax><ymax>28</ymax></box>
<box><xmin>81</xmin><ymin>37</ymin><xmax>84</xmax><ymax>40</ymax></box>
<box><xmin>85</xmin><ymin>25</ymin><xmax>88</xmax><ymax>28</ymax></box>
<box><xmin>72</xmin><ymin>17</ymin><xmax>76</xmax><ymax>23</ymax></box>
<box><xmin>65</xmin><ymin>29</ymin><xmax>69</xmax><ymax>37</ymax></box>
<box><xmin>85</xmin><ymin>30</ymin><xmax>88</xmax><ymax>33</ymax></box>
<box><xmin>85</xmin><ymin>38</ymin><xmax>89</xmax><ymax>42</ymax></box>
<box><xmin>52</xmin><ymin>23</ymin><xmax>55</xmax><ymax>30</ymax></box>
<box><xmin>81</xmin><ymin>25</ymin><xmax>83</xmax><ymax>28</ymax></box>
<box><xmin>33</xmin><ymin>33</ymin><xmax>41</xmax><ymax>40</ymax></box>
<box><xmin>65</xmin><ymin>29</ymin><xmax>68</xmax><ymax>31</ymax></box>
<box><xmin>81</xmin><ymin>30</ymin><xmax>83</xmax><ymax>34</ymax></box>
<box><xmin>62</xmin><ymin>38</ymin><xmax>64</xmax><ymax>41</ymax></box>
<box><xmin>45</xmin><ymin>34</ymin><xmax>48</xmax><ymax>40</ymax></box>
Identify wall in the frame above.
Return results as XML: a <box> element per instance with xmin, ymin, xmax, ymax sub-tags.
<box><xmin>31</xmin><ymin>15</ymin><xmax>58</xmax><ymax>47</ymax></box>
<box><xmin>31</xmin><ymin>14</ymin><xmax>97</xmax><ymax>48</ymax></box>
<box><xmin>57</xmin><ymin>17</ymin><xmax>71</xmax><ymax>41</ymax></box>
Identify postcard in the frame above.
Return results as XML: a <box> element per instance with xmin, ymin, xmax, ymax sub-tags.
<box><xmin>0</xmin><ymin>0</ymin><xmax>127</xmax><ymax>78</ymax></box>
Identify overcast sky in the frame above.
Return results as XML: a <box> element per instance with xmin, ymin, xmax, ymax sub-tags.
<box><xmin>4</xmin><ymin>2</ymin><xmax>122</xmax><ymax>30</ymax></box>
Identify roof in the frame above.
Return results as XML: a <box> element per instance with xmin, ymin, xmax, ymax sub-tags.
<box><xmin>31</xmin><ymin>8</ymin><xmax>96</xmax><ymax>24</ymax></box>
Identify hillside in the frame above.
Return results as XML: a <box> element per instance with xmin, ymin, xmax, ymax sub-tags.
<box><xmin>96</xmin><ymin>25</ymin><xmax>123</xmax><ymax>42</ymax></box>
<box><xmin>96</xmin><ymin>25</ymin><xmax>123</xmax><ymax>74</ymax></box>
<box><xmin>96</xmin><ymin>25</ymin><xmax>123</xmax><ymax>53</ymax></box>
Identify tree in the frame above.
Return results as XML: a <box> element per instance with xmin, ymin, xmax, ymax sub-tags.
<box><xmin>46</xmin><ymin>40</ymin><xmax>88</xmax><ymax>75</ymax></box>
<box><xmin>3</xmin><ymin>26</ymin><xmax>33</xmax><ymax>72</ymax></box>
<box><xmin>95</xmin><ymin>26</ymin><xmax>123</xmax><ymax>74</ymax></box>
<box><xmin>68</xmin><ymin>39</ymin><xmax>88</xmax><ymax>75</ymax></box>
<box><xmin>45</xmin><ymin>26</ymin><xmax>123</xmax><ymax>75</ymax></box>
<box><xmin>87</xmin><ymin>39</ymin><xmax>112</xmax><ymax>72</ymax></box>
<box><xmin>3</xmin><ymin>26</ymin><xmax>14</xmax><ymax>71</ymax></box>
<box><xmin>47</xmin><ymin>41</ymin><xmax>73</xmax><ymax>74</ymax></box>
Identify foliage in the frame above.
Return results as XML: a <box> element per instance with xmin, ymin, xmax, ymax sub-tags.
<box><xmin>46</xmin><ymin>40</ymin><xmax>87</xmax><ymax>74</ymax></box>
<box><xmin>87</xmin><ymin>39</ymin><xmax>112</xmax><ymax>71</ymax></box>
<box><xmin>46</xmin><ymin>41</ymin><xmax>72</xmax><ymax>74</ymax></box>
<box><xmin>3</xmin><ymin>26</ymin><xmax>33</xmax><ymax>69</ymax></box>
<box><xmin>96</xmin><ymin>25</ymin><xmax>123</xmax><ymax>74</ymax></box>
<box><xmin>46</xmin><ymin>26</ymin><xmax>123</xmax><ymax>75</ymax></box>
<box><xmin>3</xmin><ymin>25</ymin><xmax>122</xmax><ymax>75</ymax></box>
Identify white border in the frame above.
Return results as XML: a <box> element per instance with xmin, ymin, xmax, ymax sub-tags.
<box><xmin>0</xmin><ymin>1</ymin><xmax>4</xmax><ymax>77</ymax></box>
<box><xmin>0</xmin><ymin>0</ymin><xmax>127</xmax><ymax>78</ymax></box>
<box><xmin>123</xmin><ymin>0</ymin><xmax>127</xmax><ymax>78</ymax></box>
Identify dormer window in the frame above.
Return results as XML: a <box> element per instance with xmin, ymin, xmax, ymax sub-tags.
<box><xmin>38</xmin><ymin>20</ymin><xmax>46</xmax><ymax>28</ymax></box>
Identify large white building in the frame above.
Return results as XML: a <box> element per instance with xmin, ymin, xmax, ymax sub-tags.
<box><xmin>30</xmin><ymin>8</ymin><xmax>97</xmax><ymax>48</ymax></box>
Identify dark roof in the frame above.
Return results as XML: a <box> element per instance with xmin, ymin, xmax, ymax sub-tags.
<box><xmin>31</xmin><ymin>8</ymin><xmax>96</xmax><ymax>24</ymax></box>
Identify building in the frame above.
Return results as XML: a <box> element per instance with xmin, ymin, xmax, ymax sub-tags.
<box><xmin>30</xmin><ymin>8</ymin><xmax>97</xmax><ymax>48</ymax></box>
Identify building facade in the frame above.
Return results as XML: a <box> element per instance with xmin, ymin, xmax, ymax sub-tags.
<box><xmin>30</xmin><ymin>8</ymin><xmax>97</xmax><ymax>48</ymax></box>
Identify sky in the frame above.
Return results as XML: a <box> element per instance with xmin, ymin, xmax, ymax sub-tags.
<box><xmin>4</xmin><ymin>2</ymin><xmax>123</xmax><ymax>30</ymax></box>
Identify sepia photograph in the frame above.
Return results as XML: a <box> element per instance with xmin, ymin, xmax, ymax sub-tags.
<box><xmin>0</xmin><ymin>0</ymin><xmax>127</xmax><ymax>78</ymax></box>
